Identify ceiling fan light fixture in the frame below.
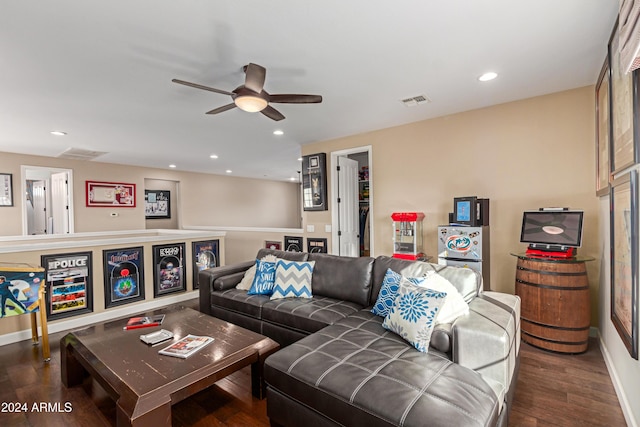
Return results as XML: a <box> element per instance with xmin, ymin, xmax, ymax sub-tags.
<box><xmin>235</xmin><ymin>95</ymin><xmax>268</xmax><ymax>112</ymax></box>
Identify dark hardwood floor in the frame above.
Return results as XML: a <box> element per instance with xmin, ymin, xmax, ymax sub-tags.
<box><xmin>0</xmin><ymin>304</ymin><xmax>627</xmax><ymax>426</ymax></box>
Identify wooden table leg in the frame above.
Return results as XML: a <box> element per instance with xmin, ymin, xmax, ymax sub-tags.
<box><xmin>117</xmin><ymin>397</ymin><xmax>171</xmax><ymax>427</ymax></box>
<box><xmin>251</xmin><ymin>339</ymin><xmax>279</xmax><ymax>399</ymax></box>
<box><xmin>60</xmin><ymin>337</ymin><xmax>87</xmax><ymax>388</ymax></box>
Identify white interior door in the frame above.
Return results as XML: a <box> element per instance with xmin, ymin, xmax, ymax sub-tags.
<box><xmin>51</xmin><ymin>171</ymin><xmax>70</xmax><ymax>234</ymax></box>
<box><xmin>31</xmin><ymin>180</ymin><xmax>47</xmax><ymax>235</ymax></box>
<box><xmin>337</xmin><ymin>156</ymin><xmax>359</xmax><ymax>257</ymax></box>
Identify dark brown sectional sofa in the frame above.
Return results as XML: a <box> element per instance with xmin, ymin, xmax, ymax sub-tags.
<box><xmin>199</xmin><ymin>249</ymin><xmax>520</xmax><ymax>427</ymax></box>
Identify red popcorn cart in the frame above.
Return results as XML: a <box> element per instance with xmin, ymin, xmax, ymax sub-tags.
<box><xmin>391</xmin><ymin>212</ymin><xmax>425</xmax><ymax>260</ymax></box>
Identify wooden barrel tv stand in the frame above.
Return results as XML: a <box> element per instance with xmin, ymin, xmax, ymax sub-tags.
<box><xmin>511</xmin><ymin>253</ymin><xmax>593</xmax><ymax>354</ymax></box>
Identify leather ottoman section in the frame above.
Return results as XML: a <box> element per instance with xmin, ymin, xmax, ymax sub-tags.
<box><xmin>210</xmin><ymin>288</ymin><xmax>270</xmax><ymax>319</ymax></box>
<box><xmin>265</xmin><ymin>313</ymin><xmax>499</xmax><ymax>427</ymax></box>
<box><xmin>261</xmin><ymin>296</ymin><xmax>363</xmax><ymax>333</ymax></box>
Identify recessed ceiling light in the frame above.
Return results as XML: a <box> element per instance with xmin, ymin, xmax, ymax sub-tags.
<box><xmin>225</xmin><ymin>169</ymin><xmax>232</xmax><ymax>174</ymax></box>
<box><xmin>169</xmin><ymin>164</ymin><xmax>176</xmax><ymax>168</ymax></box>
<box><xmin>210</xmin><ymin>154</ymin><xmax>219</xmax><ymax>159</ymax></box>
<box><xmin>297</xmin><ymin>157</ymin><xmax>303</xmax><ymax>161</ymax></box>
<box><xmin>478</xmin><ymin>72</ymin><xmax>498</xmax><ymax>82</ymax></box>
<box><xmin>50</xmin><ymin>131</ymin><xmax>67</xmax><ymax>136</ymax></box>
<box><xmin>289</xmin><ymin>177</ymin><xmax>297</xmax><ymax>181</ymax></box>
<box><xmin>273</xmin><ymin>130</ymin><xmax>284</xmax><ymax>136</ymax></box>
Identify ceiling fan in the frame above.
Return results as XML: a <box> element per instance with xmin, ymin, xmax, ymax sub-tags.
<box><xmin>172</xmin><ymin>63</ymin><xmax>322</xmax><ymax>121</ymax></box>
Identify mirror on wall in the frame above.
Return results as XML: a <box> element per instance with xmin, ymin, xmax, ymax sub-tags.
<box><xmin>21</xmin><ymin>165</ymin><xmax>74</xmax><ymax>235</ymax></box>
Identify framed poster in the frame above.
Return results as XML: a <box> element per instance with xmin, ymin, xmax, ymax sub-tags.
<box><xmin>302</xmin><ymin>153</ymin><xmax>328</xmax><ymax>211</ymax></box>
<box><xmin>307</xmin><ymin>238</ymin><xmax>328</xmax><ymax>253</ymax></box>
<box><xmin>609</xmin><ymin>22</ymin><xmax>638</xmax><ymax>174</ymax></box>
<box><xmin>102</xmin><ymin>247</ymin><xmax>145</xmax><ymax>308</ymax></box>
<box><xmin>284</xmin><ymin>236</ymin><xmax>303</xmax><ymax>252</ymax></box>
<box><xmin>0</xmin><ymin>173</ymin><xmax>13</xmax><ymax>206</ymax></box>
<box><xmin>145</xmin><ymin>190</ymin><xmax>171</xmax><ymax>219</ymax></box>
<box><xmin>610</xmin><ymin>170</ymin><xmax>639</xmax><ymax>360</ymax></box>
<box><xmin>596</xmin><ymin>58</ymin><xmax>611</xmax><ymax>196</ymax></box>
<box><xmin>265</xmin><ymin>240</ymin><xmax>282</xmax><ymax>250</ymax></box>
<box><xmin>152</xmin><ymin>243</ymin><xmax>186</xmax><ymax>297</ymax></box>
<box><xmin>86</xmin><ymin>181</ymin><xmax>136</xmax><ymax>207</ymax></box>
<box><xmin>192</xmin><ymin>240</ymin><xmax>219</xmax><ymax>290</ymax></box>
<box><xmin>41</xmin><ymin>252</ymin><xmax>93</xmax><ymax>320</ymax></box>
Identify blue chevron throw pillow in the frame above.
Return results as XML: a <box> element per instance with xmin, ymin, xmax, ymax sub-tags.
<box><xmin>270</xmin><ymin>260</ymin><xmax>315</xmax><ymax>300</ymax></box>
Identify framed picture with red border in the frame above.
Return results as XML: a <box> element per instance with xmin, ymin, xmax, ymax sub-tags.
<box><xmin>86</xmin><ymin>181</ymin><xmax>136</xmax><ymax>207</ymax></box>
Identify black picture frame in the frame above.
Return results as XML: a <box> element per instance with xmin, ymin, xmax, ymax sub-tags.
<box><xmin>192</xmin><ymin>240</ymin><xmax>219</xmax><ymax>290</ymax></box>
<box><xmin>41</xmin><ymin>252</ymin><xmax>93</xmax><ymax>320</ymax></box>
<box><xmin>596</xmin><ymin>58</ymin><xmax>611</xmax><ymax>197</ymax></box>
<box><xmin>145</xmin><ymin>190</ymin><xmax>171</xmax><ymax>219</ymax></box>
<box><xmin>152</xmin><ymin>242</ymin><xmax>186</xmax><ymax>297</ymax></box>
<box><xmin>610</xmin><ymin>170</ymin><xmax>639</xmax><ymax>360</ymax></box>
<box><xmin>102</xmin><ymin>247</ymin><xmax>145</xmax><ymax>308</ymax></box>
<box><xmin>284</xmin><ymin>236</ymin><xmax>303</xmax><ymax>252</ymax></box>
<box><xmin>0</xmin><ymin>173</ymin><xmax>13</xmax><ymax>206</ymax></box>
<box><xmin>307</xmin><ymin>238</ymin><xmax>328</xmax><ymax>253</ymax></box>
<box><xmin>302</xmin><ymin>153</ymin><xmax>328</xmax><ymax>211</ymax></box>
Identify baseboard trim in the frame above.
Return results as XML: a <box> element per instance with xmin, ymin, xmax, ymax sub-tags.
<box><xmin>0</xmin><ymin>291</ymin><xmax>198</xmax><ymax>347</ymax></box>
<box><xmin>598</xmin><ymin>330</ymin><xmax>638</xmax><ymax>427</ymax></box>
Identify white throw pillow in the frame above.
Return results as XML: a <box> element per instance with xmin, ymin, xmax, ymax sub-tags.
<box><xmin>419</xmin><ymin>272</ymin><xmax>469</xmax><ymax>324</ymax></box>
<box><xmin>236</xmin><ymin>254</ymin><xmax>278</xmax><ymax>290</ymax></box>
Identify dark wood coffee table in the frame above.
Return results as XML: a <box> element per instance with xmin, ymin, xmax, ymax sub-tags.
<box><xmin>60</xmin><ymin>305</ymin><xmax>279</xmax><ymax>427</ymax></box>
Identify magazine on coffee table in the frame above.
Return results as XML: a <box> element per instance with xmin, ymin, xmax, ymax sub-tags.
<box><xmin>158</xmin><ymin>334</ymin><xmax>214</xmax><ymax>358</ymax></box>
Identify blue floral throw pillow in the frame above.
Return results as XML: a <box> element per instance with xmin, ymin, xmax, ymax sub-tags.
<box><xmin>382</xmin><ymin>278</ymin><xmax>447</xmax><ymax>353</ymax></box>
<box><xmin>247</xmin><ymin>259</ymin><xmax>277</xmax><ymax>295</ymax></box>
<box><xmin>371</xmin><ymin>268</ymin><xmax>425</xmax><ymax>317</ymax></box>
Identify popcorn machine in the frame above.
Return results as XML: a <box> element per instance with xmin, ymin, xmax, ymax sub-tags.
<box><xmin>392</xmin><ymin>212</ymin><xmax>425</xmax><ymax>260</ymax></box>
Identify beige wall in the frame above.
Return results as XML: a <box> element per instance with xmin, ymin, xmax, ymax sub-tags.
<box><xmin>0</xmin><ymin>152</ymin><xmax>300</xmax><ymax>236</ymax></box>
<box><xmin>302</xmin><ymin>86</ymin><xmax>600</xmax><ymax>325</ymax></box>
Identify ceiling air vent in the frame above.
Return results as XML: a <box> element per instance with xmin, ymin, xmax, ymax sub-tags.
<box><xmin>401</xmin><ymin>95</ymin><xmax>431</xmax><ymax>107</ymax></box>
<box><xmin>57</xmin><ymin>147</ymin><xmax>107</xmax><ymax>161</ymax></box>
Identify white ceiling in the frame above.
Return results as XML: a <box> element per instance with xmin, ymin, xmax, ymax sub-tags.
<box><xmin>0</xmin><ymin>1</ymin><xmax>619</xmax><ymax>181</ymax></box>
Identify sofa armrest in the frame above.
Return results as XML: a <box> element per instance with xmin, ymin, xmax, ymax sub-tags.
<box><xmin>452</xmin><ymin>291</ymin><xmax>521</xmax><ymax>402</ymax></box>
<box><xmin>198</xmin><ymin>260</ymin><xmax>254</xmax><ymax>314</ymax></box>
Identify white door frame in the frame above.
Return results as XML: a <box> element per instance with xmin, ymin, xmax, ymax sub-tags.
<box><xmin>21</xmin><ymin>165</ymin><xmax>75</xmax><ymax>235</ymax></box>
<box><xmin>330</xmin><ymin>145</ymin><xmax>373</xmax><ymax>256</ymax></box>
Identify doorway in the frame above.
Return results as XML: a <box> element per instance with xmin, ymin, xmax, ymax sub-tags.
<box><xmin>144</xmin><ymin>178</ymin><xmax>179</xmax><ymax>229</ymax></box>
<box><xmin>21</xmin><ymin>165</ymin><xmax>74</xmax><ymax>235</ymax></box>
<box><xmin>331</xmin><ymin>146</ymin><xmax>373</xmax><ymax>257</ymax></box>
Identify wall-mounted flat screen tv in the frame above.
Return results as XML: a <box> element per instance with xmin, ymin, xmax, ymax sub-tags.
<box><xmin>520</xmin><ymin>210</ymin><xmax>584</xmax><ymax>248</ymax></box>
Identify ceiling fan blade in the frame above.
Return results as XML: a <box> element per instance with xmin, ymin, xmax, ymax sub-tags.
<box><xmin>206</xmin><ymin>103</ymin><xmax>237</xmax><ymax>115</ymax></box>
<box><xmin>261</xmin><ymin>105</ymin><xmax>285</xmax><ymax>121</ymax></box>
<box><xmin>172</xmin><ymin>79</ymin><xmax>233</xmax><ymax>96</ymax></box>
<box><xmin>244</xmin><ymin>63</ymin><xmax>266</xmax><ymax>93</ymax></box>
<box><xmin>269</xmin><ymin>94</ymin><xmax>323</xmax><ymax>104</ymax></box>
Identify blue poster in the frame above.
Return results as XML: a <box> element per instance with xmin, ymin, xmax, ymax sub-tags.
<box><xmin>103</xmin><ymin>247</ymin><xmax>145</xmax><ymax>308</ymax></box>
